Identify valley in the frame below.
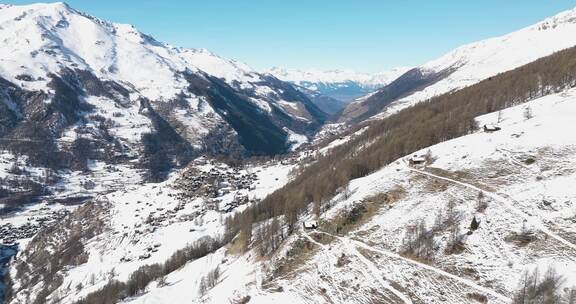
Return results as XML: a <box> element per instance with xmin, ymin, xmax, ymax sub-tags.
<box><xmin>1</xmin><ymin>2</ymin><xmax>576</xmax><ymax>304</ymax></box>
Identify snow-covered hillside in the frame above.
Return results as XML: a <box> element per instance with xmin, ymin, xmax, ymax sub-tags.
<box><xmin>0</xmin><ymin>2</ymin><xmax>325</xmax><ymax>160</ymax></box>
<box><xmin>4</xmin><ymin>3</ymin><xmax>576</xmax><ymax>304</ymax></box>
<box><xmin>0</xmin><ymin>3</ymin><xmax>326</xmax><ymax>300</ymax></box>
<box><xmin>119</xmin><ymin>85</ymin><xmax>576</xmax><ymax>304</ymax></box>
<box><xmin>340</xmin><ymin>6</ymin><xmax>576</xmax><ymax>122</ymax></box>
<box><xmin>7</xmin><ymin>156</ymin><xmax>301</xmax><ymax>304</ymax></box>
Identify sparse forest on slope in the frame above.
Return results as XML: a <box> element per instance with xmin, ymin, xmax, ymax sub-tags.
<box><xmin>226</xmin><ymin>45</ymin><xmax>576</xmax><ymax>252</ymax></box>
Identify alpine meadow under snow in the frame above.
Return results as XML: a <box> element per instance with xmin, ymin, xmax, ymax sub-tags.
<box><xmin>1</xmin><ymin>2</ymin><xmax>576</xmax><ymax>304</ymax></box>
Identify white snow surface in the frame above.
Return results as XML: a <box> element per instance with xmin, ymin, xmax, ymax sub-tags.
<box><xmin>8</xmin><ymin>158</ymin><xmax>296</xmax><ymax>304</ymax></box>
<box><xmin>9</xmin><ymin>83</ymin><xmax>576</xmax><ymax>304</ymax></box>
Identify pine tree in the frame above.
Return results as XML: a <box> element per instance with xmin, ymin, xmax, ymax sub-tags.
<box><xmin>470</xmin><ymin>216</ymin><xmax>479</xmax><ymax>231</ymax></box>
<box><xmin>524</xmin><ymin>106</ymin><xmax>533</xmax><ymax>120</ymax></box>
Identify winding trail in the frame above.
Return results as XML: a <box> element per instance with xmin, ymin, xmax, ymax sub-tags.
<box><xmin>409</xmin><ymin>167</ymin><xmax>576</xmax><ymax>252</ymax></box>
<box><xmin>304</xmin><ymin>232</ymin><xmax>413</xmax><ymax>304</ymax></box>
<box><xmin>314</xmin><ymin>231</ymin><xmax>511</xmax><ymax>303</ymax></box>
<box><xmin>301</xmin><ymin>232</ymin><xmax>346</xmax><ymax>303</ymax></box>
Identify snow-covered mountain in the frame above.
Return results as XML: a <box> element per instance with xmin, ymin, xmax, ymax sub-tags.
<box><xmin>268</xmin><ymin>67</ymin><xmax>409</xmax><ymax>103</ymax></box>
<box><xmin>339</xmin><ymin>6</ymin><xmax>576</xmax><ymax>123</ymax></box>
<box><xmin>0</xmin><ymin>1</ymin><xmax>325</xmax><ymax>166</ymax></box>
<box><xmin>0</xmin><ymin>2</ymin><xmax>327</xmax><ymax>300</ymax></box>
<box><xmin>4</xmin><ymin>3</ymin><xmax>576</xmax><ymax>304</ymax></box>
<box><xmin>9</xmin><ymin>77</ymin><xmax>576</xmax><ymax>304</ymax></box>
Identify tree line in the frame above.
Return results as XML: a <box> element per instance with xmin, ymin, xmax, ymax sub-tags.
<box><xmin>74</xmin><ymin>235</ymin><xmax>225</xmax><ymax>304</ymax></box>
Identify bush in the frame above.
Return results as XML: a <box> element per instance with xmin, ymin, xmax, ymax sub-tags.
<box><xmin>199</xmin><ymin>266</ymin><xmax>221</xmax><ymax>297</ymax></box>
<box><xmin>470</xmin><ymin>216</ymin><xmax>479</xmax><ymax>231</ymax></box>
<box><xmin>476</xmin><ymin>192</ymin><xmax>488</xmax><ymax>212</ymax></box>
<box><xmin>400</xmin><ymin>220</ymin><xmax>435</xmax><ymax>262</ymax></box>
<box><xmin>235</xmin><ymin>295</ymin><xmax>251</xmax><ymax>304</ymax></box>
<box><xmin>506</xmin><ymin>223</ymin><xmax>537</xmax><ymax>247</ymax></box>
<box><xmin>467</xmin><ymin>292</ymin><xmax>488</xmax><ymax>303</ymax></box>
<box><xmin>512</xmin><ymin>268</ymin><xmax>575</xmax><ymax>304</ymax></box>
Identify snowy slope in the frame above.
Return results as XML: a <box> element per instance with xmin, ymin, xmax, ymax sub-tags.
<box><xmin>0</xmin><ymin>4</ymin><xmax>327</xmax><ymax>299</ymax></box>
<box><xmin>56</xmin><ymin>78</ymin><xmax>576</xmax><ymax>304</ymax></box>
<box><xmin>7</xmin><ymin>157</ymin><xmax>298</xmax><ymax>304</ymax></box>
<box><xmin>8</xmin><ymin>78</ymin><xmax>576</xmax><ymax>304</ymax></box>
<box><xmin>340</xmin><ymin>6</ymin><xmax>576</xmax><ymax>122</ymax></box>
<box><xmin>161</xmin><ymin>86</ymin><xmax>576</xmax><ymax>304</ymax></box>
<box><xmin>257</xmin><ymin>87</ymin><xmax>576</xmax><ymax>303</ymax></box>
<box><xmin>5</xmin><ymin>3</ymin><xmax>576</xmax><ymax>304</ymax></box>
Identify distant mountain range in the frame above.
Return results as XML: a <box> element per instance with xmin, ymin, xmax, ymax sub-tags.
<box><xmin>267</xmin><ymin>67</ymin><xmax>409</xmax><ymax>114</ymax></box>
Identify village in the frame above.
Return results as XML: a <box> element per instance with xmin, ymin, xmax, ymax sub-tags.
<box><xmin>112</xmin><ymin>157</ymin><xmax>292</xmax><ymax>262</ymax></box>
<box><xmin>173</xmin><ymin>157</ymin><xmax>264</xmax><ymax>213</ymax></box>
<box><xmin>0</xmin><ymin>209</ymin><xmax>70</xmax><ymax>246</ymax></box>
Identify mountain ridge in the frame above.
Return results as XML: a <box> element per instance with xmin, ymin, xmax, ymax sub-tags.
<box><xmin>339</xmin><ymin>6</ymin><xmax>576</xmax><ymax>123</ymax></box>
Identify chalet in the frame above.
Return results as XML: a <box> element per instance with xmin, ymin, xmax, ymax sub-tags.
<box><xmin>222</xmin><ymin>203</ymin><xmax>235</xmax><ymax>213</ymax></box>
<box><xmin>483</xmin><ymin>124</ymin><xmax>501</xmax><ymax>132</ymax></box>
<box><xmin>409</xmin><ymin>155</ymin><xmax>426</xmax><ymax>165</ymax></box>
<box><xmin>303</xmin><ymin>220</ymin><xmax>318</xmax><ymax>230</ymax></box>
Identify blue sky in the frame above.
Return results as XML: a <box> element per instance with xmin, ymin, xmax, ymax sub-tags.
<box><xmin>6</xmin><ymin>1</ymin><xmax>576</xmax><ymax>72</ymax></box>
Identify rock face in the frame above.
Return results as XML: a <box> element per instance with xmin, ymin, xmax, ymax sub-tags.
<box><xmin>0</xmin><ymin>2</ymin><xmax>326</xmax><ymax>179</ymax></box>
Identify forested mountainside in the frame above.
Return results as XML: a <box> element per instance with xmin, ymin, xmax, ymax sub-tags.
<box><xmin>339</xmin><ymin>7</ymin><xmax>576</xmax><ymax>123</ymax></box>
<box><xmin>227</xmin><ymin>44</ymin><xmax>576</xmax><ymax>258</ymax></box>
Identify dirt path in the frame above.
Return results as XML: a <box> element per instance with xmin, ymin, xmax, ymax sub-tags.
<box><xmin>314</xmin><ymin>231</ymin><xmax>511</xmax><ymax>303</ymax></box>
<box><xmin>301</xmin><ymin>232</ymin><xmax>346</xmax><ymax>303</ymax></box>
<box><xmin>409</xmin><ymin>167</ymin><xmax>576</xmax><ymax>252</ymax></box>
<box><xmin>304</xmin><ymin>232</ymin><xmax>413</xmax><ymax>304</ymax></box>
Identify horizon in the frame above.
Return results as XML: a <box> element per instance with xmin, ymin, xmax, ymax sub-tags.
<box><xmin>3</xmin><ymin>1</ymin><xmax>576</xmax><ymax>73</ymax></box>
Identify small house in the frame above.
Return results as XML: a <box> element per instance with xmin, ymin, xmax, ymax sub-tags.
<box><xmin>303</xmin><ymin>220</ymin><xmax>318</xmax><ymax>230</ymax></box>
<box><xmin>409</xmin><ymin>155</ymin><xmax>426</xmax><ymax>165</ymax></box>
<box><xmin>483</xmin><ymin>124</ymin><xmax>501</xmax><ymax>132</ymax></box>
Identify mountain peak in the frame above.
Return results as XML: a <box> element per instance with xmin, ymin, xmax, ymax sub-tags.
<box><xmin>9</xmin><ymin>1</ymin><xmax>72</xmax><ymax>13</ymax></box>
<box><xmin>0</xmin><ymin>1</ymin><xmax>326</xmax><ymax>160</ymax></box>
